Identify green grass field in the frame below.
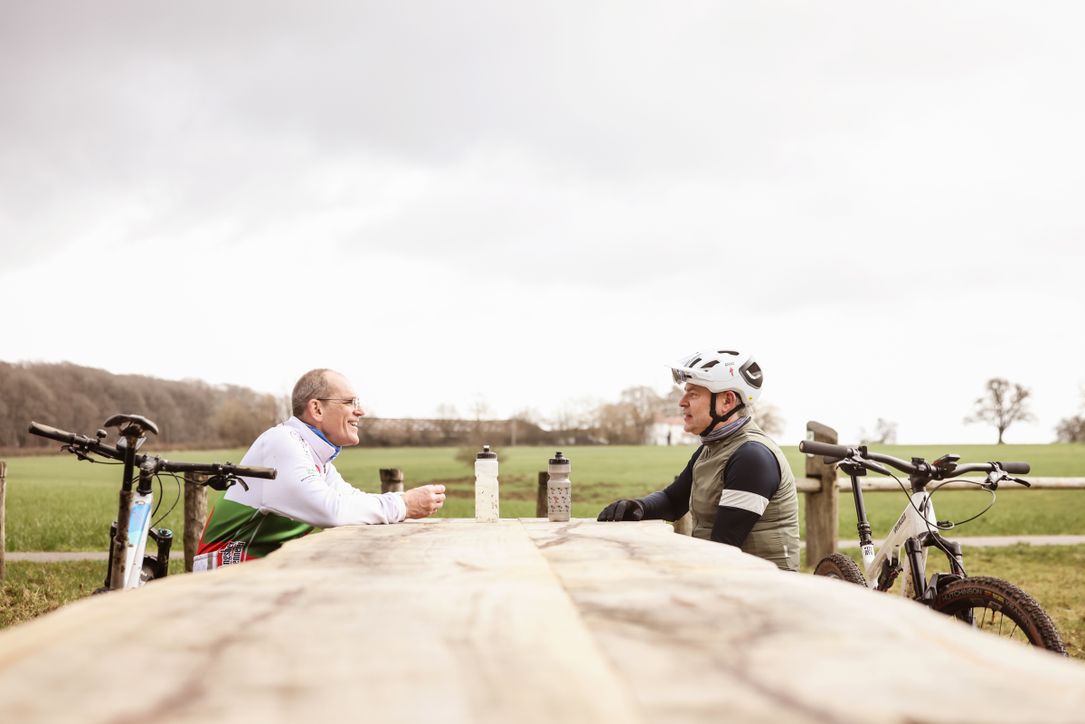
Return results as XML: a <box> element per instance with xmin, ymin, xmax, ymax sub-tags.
<box><xmin>4</xmin><ymin>443</ymin><xmax>1083</xmax><ymax>550</ymax></box>
<box><xmin>2</xmin><ymin>443</ymin><xmax>1083</xmax><ymax>657</ymax></box>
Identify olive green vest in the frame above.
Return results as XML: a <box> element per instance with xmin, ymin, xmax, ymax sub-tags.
<box><xmin>690</xmin><ymin>420</ymin><xmax>800</xmax><ymax>571</ymax></box>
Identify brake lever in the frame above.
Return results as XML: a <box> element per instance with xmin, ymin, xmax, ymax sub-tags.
<box><xmin>63</xmin><ymin>444</ymin><xmax>95</xmax><ymax>463</ymax></box>
<box><xmin>204</xmin><ymin>474</ymin><xmax>249</xmax><ymax>492</ymax></box>
<box><xmin>1008</xmin><ymin>476</ymin><xmax>1031</xmax><ymax>488</ymax></box>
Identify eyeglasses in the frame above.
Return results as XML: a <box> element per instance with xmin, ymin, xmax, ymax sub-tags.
<box><xmin>317</xmin><ymin>397</ymin><xmax>363</xmax><ymax>410</ymax></box>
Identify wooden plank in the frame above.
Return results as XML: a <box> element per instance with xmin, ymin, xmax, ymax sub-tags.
<box><xmin>524</xmin><ymin>520</ymin><xmax>1085</xmax><ymax>724</ymax></box>
<box><xmin>3</xmin><ymin>519</ymin><xmax>1085</xmax><ymax>723</ymax></box>
<box><xmin>0</xmin><ymin>520</ymin><xmax>644</xmax><ymax>724</ymax></box>
<box><xmin>797</xmin><ymin>476</ymin><xmax>1085</xmax><ymax>493</ymax></box>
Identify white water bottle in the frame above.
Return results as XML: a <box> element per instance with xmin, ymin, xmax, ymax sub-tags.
<box><xmin>474</xmin><ymin>445</ymin><xmax>499</xmax><ymax>522</ymax></box>
<box><xmin>547</xmin><ymin>451</ymin><xmax>571</xmax><ymax>522</ymax></box>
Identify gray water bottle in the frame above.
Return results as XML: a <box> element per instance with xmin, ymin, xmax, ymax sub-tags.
<box><xmin>547</xmin><ymin>451</ymin><xmax>572</xmax><ymax>522</ymax></box>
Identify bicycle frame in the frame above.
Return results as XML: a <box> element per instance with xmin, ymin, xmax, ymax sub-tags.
<box><xmin>27</xmin><ymin>416</ymin><xmax>273</xmax><ymax>593</ymax></box>
<box><xmin>103</xmin><ymin>436</ymin><xmax>174</xmax><ymax>590</ymax></box>
<box><xmin>846</xmin><ymin>466</ymin><xmax>965</xmax><ymax>602</ymax></box>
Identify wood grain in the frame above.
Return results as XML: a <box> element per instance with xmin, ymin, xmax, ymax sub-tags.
<box><xmin>1</xmin><ymin>519</ymin><xmax>1084</xmax><ymax>723</ymax></box>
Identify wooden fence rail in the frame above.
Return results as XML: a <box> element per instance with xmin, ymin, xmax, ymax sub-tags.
<box><xmin>797</xmin><ymin>420</ymin><xmax>1085</xmax><ymax>559</ymax></box>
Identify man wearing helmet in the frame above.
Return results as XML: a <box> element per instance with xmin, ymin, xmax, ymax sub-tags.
<box><xmin>597</xmin><ymin>350</ymin><xmax>800</xmax><ymax>571</ymax></box>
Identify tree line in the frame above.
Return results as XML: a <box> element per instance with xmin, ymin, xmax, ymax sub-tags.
<box><xmin>362</xmin><ymin>386</ymin><xmax>786</xmax><ymax>448</ymax></box>
<box><xmin>16</xmin><ymin>363</ymin><xmax>1077</xmax><ymax>451</ymax></box>
<box><xmin>0</xmin><ymin>361</ymin><xmax>281</xmax><ymax>450</ymax></box>
<box><xmin>0</xmin><ymin>362</ymin><xmax>785</xmax><ymax>452</ymax></box>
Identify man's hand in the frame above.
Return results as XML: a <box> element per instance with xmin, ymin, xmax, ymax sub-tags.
<box><xmin>596</xmin><ymin>498</ymin><xmax>645</xmax><ymax>522</ymax></box>
<box><xmin>403</xmin><ymin>484</ymin><xmax>446</xmax><ymax>519</ymax></box>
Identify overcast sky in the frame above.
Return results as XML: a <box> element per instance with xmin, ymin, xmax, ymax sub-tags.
<box><xmin>2</xmin><ymin>1</ymin><xmax>1083</xmax><ymax>446</ymax></box>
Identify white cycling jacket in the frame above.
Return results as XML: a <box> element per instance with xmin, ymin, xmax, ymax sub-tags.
<box><xmin>224</xmin><ymin>416</ymin><xmax>407</xmax><ymax>527</ymax></box>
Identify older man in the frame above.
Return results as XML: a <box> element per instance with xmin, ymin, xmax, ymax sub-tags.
<box><xmin>597</xmin><ymin>349</ymin><xmax>799</xmax><ymax>571</ymax></box>
<box><xmin>195</xmin><ymin>368</ymin><xmax>445</xmax><ymax>567</ymax></box>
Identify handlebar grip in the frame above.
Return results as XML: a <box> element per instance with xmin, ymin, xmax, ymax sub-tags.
<box><xmin>999</xmin><ymin>461</ymin><xmax>1030</xmax><ymax>475</ymax></box>
<box><xmin>28</xmin><ymin>421</ymin><xmax>78</xmax><ymax>444</ymax></box>
<box><xmin>799</xmin><ymin>440</ymin><xmax>851</xmax><ymax>458</ymax></box>
<box><xmin>230</xmin><ymin>465</ymin><xmax>277</xmax><ymax>480</ymax></box>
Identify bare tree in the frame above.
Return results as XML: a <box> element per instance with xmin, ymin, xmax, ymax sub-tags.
<box><xmin>964</xmin><ymin>378</ymin><xmax>1034</xmax><ymax>444</ymax></box>
<box><xmin>1055</xmin><ymin>388</ymin><xmax>1085</xmax><ymax>443</ymax></box>
<box><xmin>595</xmin><ymin>386</ymin><xmax>663</xmax><ymax>444</ymax></box>
<box><xmin>1055</xmin><ymin>415</ymin><xmax>1085</xmax><ymax>443</ymax></box>
<box><xmin>750</xmin><ymin>402</ymin><xmax>785</xmax><ymax>437</ymax></box>
<box><xmin>433</xmin><ymin>403</ymin><xmax>461</xmax><ymax>443</ymax></box>
<box><xmin>860</xmin><ymin>418</ymin><xmax>898</xmax><ymax>445</ymax></box>
<box><xmin>549</xmin><ymin>397</ymin><xmax>600</xmax><ymax>433</ymax></box>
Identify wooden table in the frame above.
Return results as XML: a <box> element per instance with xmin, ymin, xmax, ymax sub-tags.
<box><xmin>1</xmin><ymin>519</ymin><xmax>1084</xmax><ymax>723</ymax></box>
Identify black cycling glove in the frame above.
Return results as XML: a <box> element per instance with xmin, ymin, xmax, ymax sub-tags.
<box><xmin>597</xmin><ymin>498</ymin><xmax>646</xmax><ymax>521</ymax></box>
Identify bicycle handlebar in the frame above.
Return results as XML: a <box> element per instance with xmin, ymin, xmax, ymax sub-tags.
<box><xmin>28</xmin><ymin>422</ymin><xmax>96</xmax><ymax>447</ymax></box>
<box><xmin>798</xmin><ymin>440</ymin><xmax>850</xmax><ymax>458</ymax></box>
<box><xmin>160</xmin><ymin>460</ymin><xmax>277</xmax><ymax>479</ymax></box>
<box><xmin>28</xmin><ymin>421</ymin><xmax>277</xmax><ymax>480</ymax></box>
<box><xmin>798</xmin><ymin>440</ymin><xmax>1030</xmax><ymax>478</ymax></box>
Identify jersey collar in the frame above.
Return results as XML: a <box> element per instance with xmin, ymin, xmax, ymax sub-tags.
<box><xmin>284</xmin><ymin>416</ymin><xmax>341</xmax><ymax>464</ymax></box>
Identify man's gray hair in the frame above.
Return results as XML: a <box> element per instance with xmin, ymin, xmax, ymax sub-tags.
<box><xmin>292</xmin><ymin>368</ymin><xmax>334</xmax><ymax>418</ymax></box>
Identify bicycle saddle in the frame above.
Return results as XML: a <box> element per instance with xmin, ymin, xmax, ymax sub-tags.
<box><xmin>103</xmin><ymin>413</ymin><xmax>159</xmax><ymax>437</ymax></box>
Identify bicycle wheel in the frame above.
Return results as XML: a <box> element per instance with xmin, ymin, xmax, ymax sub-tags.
<box><xmin>814</xmin><ymin>553</ymin><xmax>867</xmax><ymax>586</ymax></box>
<box><xmin>931</xmin><ymin>576</ymin><xmax>1066</xmax><ymax>654</ymax></box>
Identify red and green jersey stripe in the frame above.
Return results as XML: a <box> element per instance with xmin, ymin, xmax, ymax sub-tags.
<box><xmin>198</xmin><ymin>498</ymin><xmax>315</xmax><ymax>560</ymax></box>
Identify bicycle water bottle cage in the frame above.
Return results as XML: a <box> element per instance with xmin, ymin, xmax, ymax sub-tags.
<box><xmin>103</xmin><ymin>413</ymin><xmax>160</xmax><ymax>438</ymax></box>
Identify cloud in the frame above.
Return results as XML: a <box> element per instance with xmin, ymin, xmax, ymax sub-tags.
<box><xmin>2</xmin><ymin>1</ymin><xmax>1083</xmax><ymax>444</ymax></box>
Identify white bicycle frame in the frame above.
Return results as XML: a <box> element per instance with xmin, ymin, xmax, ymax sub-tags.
<box><xmin>859</xmin><ymin>489</ymin><xmax>940</xmax><ymax>597</ymax></box>
<box><xmin>118</xmin><ymin>490</ymin><xmax>155</xmax><ymax>589</ymax></box>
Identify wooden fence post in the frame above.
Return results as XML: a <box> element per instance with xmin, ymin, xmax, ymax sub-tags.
<box><xmin>0</xmin><ymin>461</ymin><xmax>6</xmax><ymax>581</ymax></box>
<box><xmin>183</xmin><ymin>473</ymin><xmax>209</xmax><ymax>573</ymax></box>
<box><xmin>536</xmin><ymin>471</ymin><xmax>548</xmax><ymax>518</ymax></box>
<box><xmin>804</xmin><ymin>420</ymin><xmax>839</xmax><ymax>566</ymax></box>
<box><xmin>380</xmin><ymin>468</ymin><xmax>404</xmax><ymax>494</ymax></box>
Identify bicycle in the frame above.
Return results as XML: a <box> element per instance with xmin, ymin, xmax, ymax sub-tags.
<box><xmin>799</xmin><ymin>439</ymin><xmax>1066</xmax><ymax>654</ymax></box>
<box><xmin>29</xmin><ymin>413</ymin><xmax>277</xmax><ymax>591</ymax></box>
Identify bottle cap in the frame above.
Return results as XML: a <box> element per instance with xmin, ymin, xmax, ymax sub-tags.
<box><xmin>549</xmin><ymin>451</ymin><xmax>569</xmax><ymax>465</ymax></box>
<box><xmin>476</xmin><ymin>444</ymin><xmax>497</xmax><ymax>460</ymax></box>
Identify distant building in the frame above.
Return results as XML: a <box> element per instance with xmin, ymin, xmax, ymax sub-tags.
<box><xmin>647</xmin><ymin>416</ymin><xmax>699</xmax><ymax>446</ymax></box>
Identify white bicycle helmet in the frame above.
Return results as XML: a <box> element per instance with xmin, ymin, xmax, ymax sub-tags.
<box><xmin>670</xmin><ymin>349</ymin><xmax>763</xmax><ymax>403</ymax></box>
<box><xmin>670</xmin><ymin>349</ymin><xmax>763</xmax><ymax>435</ymax></box>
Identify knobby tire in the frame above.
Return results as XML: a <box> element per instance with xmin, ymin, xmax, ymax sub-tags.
<box><xmin>931</xmin><ymin>576</ymin><xmax>1066</xmax><ymax>655</ymax></box>
<box><xmin>814</xmin><ymin>553</ymin><xmax>867</xmax><ymax>586</ymax></box>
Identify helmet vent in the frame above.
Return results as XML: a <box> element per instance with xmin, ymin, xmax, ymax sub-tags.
<box><xmin>718</xmin><ymin>350</ymin><xmax>739</xmax><ymax>356</ymax></box>
<box><xmin>701</xmin><ymin>360</ymin><xmax>719</xmax><ymax>369</ymax></box>
<box><xmin>741</xmin><ymin>361</ymin><xmax>764</xmax><ymax>388</ymax></box>
<box><xmin>688</xmin><ymin>356</ymin><xmax>702</xmax><ymax>367</ymax></box>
